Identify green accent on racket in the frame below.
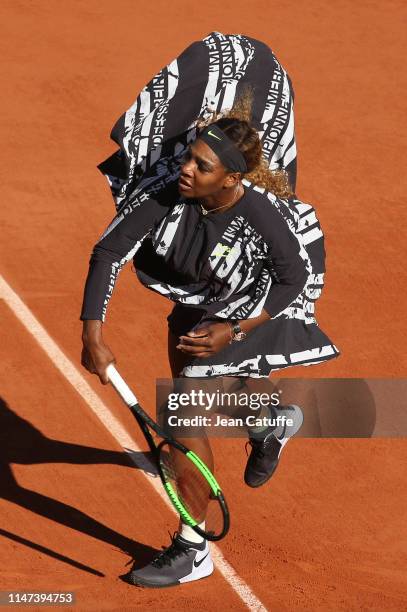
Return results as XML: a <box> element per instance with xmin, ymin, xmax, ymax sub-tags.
<box><xmin>186</xmin><ymin>451</ymin><xmax>221</xmax><ymax>495</ymax></box>
<box><xmin>163</xmin><ymin>481</ymin><xmax>197</xmax><ymax>527</ymax></box>
<box><xmin>107</xmin><ymin>365</ymin><xmax>230</xmax><ymax>540</ymax></box>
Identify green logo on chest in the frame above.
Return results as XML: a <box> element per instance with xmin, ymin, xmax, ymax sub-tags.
<box><xmin>213</xmin><ymin>243</ymin><xmax>236</xmax><ymax>258</ymax></box>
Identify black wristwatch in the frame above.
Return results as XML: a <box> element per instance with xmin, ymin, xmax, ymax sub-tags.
<box><xmin>229</xmin><ymin>320</ymin><xmax>247</xmax><ymax>342</ymax></box>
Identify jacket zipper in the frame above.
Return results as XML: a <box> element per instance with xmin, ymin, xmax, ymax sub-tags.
<box><xmin>179</xmin><ymin>216</ymin><xmax>203</xmax><ymax>271</ymax></box>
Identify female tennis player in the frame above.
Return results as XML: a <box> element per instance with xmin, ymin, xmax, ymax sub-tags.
<box><xmin>80</xmin><ymin>33</ymin><xmax>339</xmax><ymax>587</ymax></box>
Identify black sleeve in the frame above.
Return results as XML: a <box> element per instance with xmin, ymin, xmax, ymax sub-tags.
<box><xmin>80</xmin><ymin>189</ymin><xmax>172</xmax><ymax>322</ymax></box>
<box><xmin>261</xmin><ymin>205</ymin><xmax>308</xmax><ymax>318</ymax></box>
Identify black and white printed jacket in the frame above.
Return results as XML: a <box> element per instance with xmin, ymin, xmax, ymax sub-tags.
<box><xmin>80</xmin><ymin>180</ymin><xmax>325</xmax><ymax>330</ymax></box>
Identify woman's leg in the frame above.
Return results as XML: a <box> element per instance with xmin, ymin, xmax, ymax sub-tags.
<box><xmin>167</xmin><ymin>329</ymin><xmax>214</xmax><ymax>537</ymax></box>
<box><xmin>167</xmin><ymin>329</ymin><xmax>214</xmax><ymax>469</ymax></box>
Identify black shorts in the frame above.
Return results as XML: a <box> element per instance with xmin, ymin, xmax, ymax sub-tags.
<box><xmin>167</xmin><ymin>304</ymin><xmax>210</xmax><ymax>338</ymax></box>
<box><xmin>166</xmin><ymin>302</ymin><xmax>339</xmax><ymax>378</ymax></box>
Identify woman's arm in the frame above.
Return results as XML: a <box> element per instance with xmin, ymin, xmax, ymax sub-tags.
<box><xmin>259</xmin><ymin>203</ymin><xmax>308</xmax><ymax>319</ymax></box>
<box><xmin>80</xmin><ymin>197</ymin><xmax>168</xmax><ymax>322</ymax></box>
<box><xmin>80</xmin><ymin>187</ymin><xmax>173</xmax><ymax>381</ymax></box>
<box><xmin>237</xmin><ymin>208</ymin><xmax>308</xmax><ymax>335</ymax></box>
<box><xmin>176</xmin><ymin>309</ymin><xmax>270</xmax><ymax>359</ymax></box>
<box><xmin>81</xmin><ymin>320</ymin><xmax>115</xmax><ymax>384</ymax></box>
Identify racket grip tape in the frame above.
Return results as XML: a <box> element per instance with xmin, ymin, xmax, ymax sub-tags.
<box><xmin>106</xmin><ymin>364</ymin><xmax>139</xmax><ymax>407</ymax></box>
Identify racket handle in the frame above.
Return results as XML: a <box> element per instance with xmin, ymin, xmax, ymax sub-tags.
<box><xmin>106</xmin><ymin>364</ymin><xmax>139</xmax><ymax>407</ymax></box>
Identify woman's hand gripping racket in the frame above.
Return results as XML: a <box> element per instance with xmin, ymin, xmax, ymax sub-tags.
<box><xmin>106</xmin><ymin>364</ymin><xmax>230</xmax><ymax>541</ymax></box>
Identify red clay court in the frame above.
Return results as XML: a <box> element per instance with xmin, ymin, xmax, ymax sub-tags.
<box><xmin>1</xmin><ymin>1</ymin><xmax>406</xmax><ymax>610</ymax></box>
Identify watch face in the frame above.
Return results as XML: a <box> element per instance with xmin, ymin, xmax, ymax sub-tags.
<box><xmin>234</xmin><ymin>331</ymin><xmax>247</xmax><ymax>341</ymax></box>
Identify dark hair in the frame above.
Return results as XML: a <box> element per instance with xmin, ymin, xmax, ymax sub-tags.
<box><xmin>198</xmin><ymin>87</ymin><xmax>293</xmax><ymax>199</ymax></box>
<box><xmin>210</xmin><ymin>117</ymin><xmax>263</xmax><ymax>174</ymax></box>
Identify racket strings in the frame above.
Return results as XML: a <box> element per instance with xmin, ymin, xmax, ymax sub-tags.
<box><xmin>159</xmin><ymin>443</ymin><xmax>225</xmax><ymax>538</ymax></box>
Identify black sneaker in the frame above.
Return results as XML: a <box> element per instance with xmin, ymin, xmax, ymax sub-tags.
<box><xmin>244</xmin><ymin>404</ymin><xmax>303</xmax><ymax>488</ymax></box>
<box><xmin>120</xmin><ymin>533</ymin><xmax>213</xmax><ymax>588</ymax></box>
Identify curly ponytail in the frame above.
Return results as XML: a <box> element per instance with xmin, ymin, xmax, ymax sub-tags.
<box><xmin>197</xmin><ymin>86</ymin><xmax>293</xmax><ymax>199</ymax></box>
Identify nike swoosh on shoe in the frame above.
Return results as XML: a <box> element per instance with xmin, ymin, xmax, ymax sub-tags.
<box><xmin>194</xmin><ymin>552</ymin><xmax>209</xmax><ymax>568</ymax></box>
<box><xmin>276</xmin><ymin>405</ymin><xmax>304</xmax><ymax>440</ymax></box>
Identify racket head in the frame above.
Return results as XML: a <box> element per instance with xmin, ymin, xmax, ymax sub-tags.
<box><xmin>157</xmin><ymin>439</ymin><xmax>230</xmax><ymax>542</ymax></box>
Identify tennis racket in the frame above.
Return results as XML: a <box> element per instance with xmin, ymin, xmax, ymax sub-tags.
<box><xmin>106</xmin><ymin>364</ymin><xmax>230</xmax><ymax>541</ymax></box>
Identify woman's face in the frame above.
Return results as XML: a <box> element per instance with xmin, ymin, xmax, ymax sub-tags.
<box><xmin>178</xmin><ymin>139</ymin><xmax>236</xmax><ymax>199</ymax></box>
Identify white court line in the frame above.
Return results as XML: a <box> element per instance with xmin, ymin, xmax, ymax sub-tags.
<box><xmin>0</xmin><ymin>275</ymin><xmax>268</xmax><ymax>612</ymax></box>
